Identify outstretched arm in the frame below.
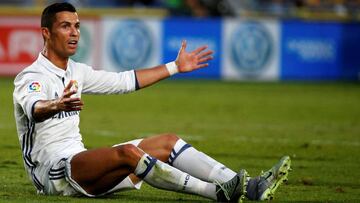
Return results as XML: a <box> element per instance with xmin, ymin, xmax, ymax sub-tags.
<box><xmin>135</xmin><ymin>40</ymin><xmax>213</xmax><ymax>89</ymax></box>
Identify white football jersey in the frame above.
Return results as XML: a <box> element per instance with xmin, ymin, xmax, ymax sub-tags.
<box><xmin>13</xmin><ymin>53</ymin><xmax>136</xmax><ymax>191</ymax></box>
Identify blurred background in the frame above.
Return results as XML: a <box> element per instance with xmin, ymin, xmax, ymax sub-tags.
<box><xmin>0</xmin><ymin>0</ymin><xmax>360</xmax><ymax>80</ymax></box>
<box><xmin>2</xmin><ymin>0</ymin><xmax>360</xmax><ymax>18</ymax></box>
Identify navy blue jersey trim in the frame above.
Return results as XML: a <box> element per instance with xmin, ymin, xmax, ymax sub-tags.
<box><xmin>49</xmin><ymin>168</ymin><xmax>65</xmax><ymax>180</ymax></box>
<box><xmin>134</xmin><ymin>70</ymin><xmax>140</xmax><ymax>90</ymax></box>
<box><xmin>49</xmin><ymin>175</ymin><xmax>66</xmax><ymax>180</ymax></box>
<box><xmin>22</xmin><ymin>120</ymin><xmax>36</xmax><ymax>168</ymax></box>
<box><xmin>49</xmin><ymin>167</ymin><xmax>65</xmax><ymax>178</ymax></box>
<box><xmin>49</xmin><ymin>167</ymin><xmax>65</xmax><ymax>173</ymax></box>
<box><xmin>30</xmin><ymin>100</ymin><xmax>41</xmax><ymax>122</ymax></box>
<box><xmin>31</xmin><ymin>168</ymin><xmax>44</xmax><ymax>191</ymax></box>
<box><xmin>22</xmin><ymin>118</ymin><xmax>44</xmax><ymax>191</ymax></box>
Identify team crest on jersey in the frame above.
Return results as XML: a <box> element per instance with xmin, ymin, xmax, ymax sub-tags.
<box><xmin>28</xmin><ymin>81</ymin><xmax>41</xmax><ymax>93</ymax></box>
<box><xmin>72</xmin><ymin>80</ymin><xmax>78</xmax><ymax>90</ymax></box>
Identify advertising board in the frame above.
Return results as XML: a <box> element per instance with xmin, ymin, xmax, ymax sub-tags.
<box><xmin>163</xmin><ymin>18</ymin><xmax>221</xmax><ymax>79</ymax></box>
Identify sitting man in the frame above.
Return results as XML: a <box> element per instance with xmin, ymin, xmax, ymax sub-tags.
<box><xmin>13</xmin><ymin>2</ymin><xmax>291</xmax><ymax>202</ymax></box>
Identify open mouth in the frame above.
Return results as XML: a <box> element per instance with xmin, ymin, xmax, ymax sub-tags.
<box><xmin>68</xmin><ymin>40</ymin><xmax>78</xmax><ymax>47</ymax></box>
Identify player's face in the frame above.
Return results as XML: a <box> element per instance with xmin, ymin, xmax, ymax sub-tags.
<box><xmin>47</xmin><ymin>11</ymin><xmax>80</xmax><ymax>58</ymax></box>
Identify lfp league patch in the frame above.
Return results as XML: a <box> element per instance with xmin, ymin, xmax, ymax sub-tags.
<box><xmin>28</xmin><ymin>81</ymin><xmax>42</xmax><ymax>93</ymax></box>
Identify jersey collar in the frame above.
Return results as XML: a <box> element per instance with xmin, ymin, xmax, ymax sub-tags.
<box><xmin>37</xmin><ymin>53</ymin><xmax>72</xmax><ymax>78</ymax></box>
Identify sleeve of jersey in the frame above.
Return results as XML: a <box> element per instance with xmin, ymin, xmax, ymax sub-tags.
<box><xmin>81</xmin><ymin>65</ymin><xmax>136</xmax><ymax>94</ymax></box>
<box><xmin>13</xmin><ymin>74</ymin><xmax>48</xmax><ymax>122</ymax></box>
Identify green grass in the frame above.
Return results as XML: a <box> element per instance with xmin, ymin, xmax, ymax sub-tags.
<box><xmin>1</xmin><ymin>77</ymin><xmax>359</xmax><ymax>202</ymax></box>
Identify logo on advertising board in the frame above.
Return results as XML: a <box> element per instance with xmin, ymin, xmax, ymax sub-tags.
<box><xmin>230</xmin><ymin>21</ymin><xmax>273</xmax><ymax>76</ymax></box>
<box><xmin>0</xmin><ymin>17</ymin><xmax>42</xmax><ymax>76</ymax></box>
<box><xmin>280</xmin><ymin>21</ymin><xmax>347</xmax><ymax>80</ymax></box>
<box><xmin>222</xmin><ymin>19</ymin><xmax>279</xmax><ymax>81</ymax></box>
<box><xmin>108</xmin><ymin>20</ymin><xmax>153</xmax><ymax>70</ymax></box>
<box><xmin>286</xmin><ymin>39</ymin><xmax>335</xmax><ymax>62</ymax></box>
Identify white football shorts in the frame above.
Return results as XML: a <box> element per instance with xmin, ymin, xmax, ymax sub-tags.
<box><xmin>43</xmin><ymin>139</ymin><xmax>143</xmax><ymax>196</ymax></box>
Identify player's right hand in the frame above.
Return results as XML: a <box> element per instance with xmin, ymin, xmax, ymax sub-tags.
<box><xmin>58</xmin><ymin>80</ymin><xmax>83</xmax><ymax>112</ymax></box>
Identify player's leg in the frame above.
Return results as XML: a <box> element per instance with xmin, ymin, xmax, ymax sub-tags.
<box><xmin>134</xmin><ymin>154</ymin><xmax>248</xmax><ymax>202</ymax></box>
<box><xmin>68</xmin><ymin>144</ymin><xmax>142</xmax><ymax>195</ymax></box>
<box><xmin>68</xmin><ymin>143</ymin><xmax>246</xmax><ymax>201</ymax></box>
<box><xmin>137</xmin><ymin>134</ymin><xmax>291</xmax><ymax>201</ymax></box>
<box><xmin>138</xmin><ymin>134</ymin><xmax>237</xmax><ymax>183</ymax></box>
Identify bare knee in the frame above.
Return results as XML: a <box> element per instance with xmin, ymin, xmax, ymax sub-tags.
<box><xmin>163</xmin><ymin>133</ymin><xmax>180</xmax><ymax>143</ymax></box>
<box><xmin>137</xmin><ymin>134</ymin><xmax>181</xmax><ymax>162</ymax></box>
<box><xmin>115</xmin><ymin>144</ymin><xmax>143</xmax><ymax>158</ymax></box>
<box><xmin>159</xmin><ymin>133</ymin><xmax>180</xmax><ymax>150</ymax></box>
<box><xmin>114</xmin><ymin>144</ymin><xmax>144</xmax><ymax>167</ymax></box>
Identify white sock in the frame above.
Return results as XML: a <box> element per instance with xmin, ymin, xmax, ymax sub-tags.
<box><xmin>168</xmin><ymin>139</ymin><xmax>236</xmax><ymax>183</ymax></box>
<box><xmin>134</xmin><ymin>154</ymin><xmax>217</xmax><ymax>200</ymax></box>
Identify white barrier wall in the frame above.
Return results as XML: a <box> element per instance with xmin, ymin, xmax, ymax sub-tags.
<box><xmin>222</xmin><ymin>19</ymin><xmax>280</xmax><ymax>81</ymax></box>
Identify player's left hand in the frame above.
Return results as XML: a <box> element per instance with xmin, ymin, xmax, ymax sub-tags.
<box><xmin>175</xmin><ymin>40</ymin><xmax>213</xmax><ymax>73</ymax></box>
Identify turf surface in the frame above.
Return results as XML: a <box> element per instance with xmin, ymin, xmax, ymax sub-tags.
<box><xmin>1</xmin><ymin>77</ymin><xmax>359</xmax><ymax>202</ymax></box>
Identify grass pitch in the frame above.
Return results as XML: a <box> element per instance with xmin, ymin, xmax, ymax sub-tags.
<box><xmin>0</xmin><ymin>77</ymin><xmax>359</xmax><ymax>202</ymax></box>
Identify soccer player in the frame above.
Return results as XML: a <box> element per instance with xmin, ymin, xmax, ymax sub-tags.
<box><xmin>13</xmin><ymin>2</ymin><xmax>291</xmax><ymax>202</ymax></box>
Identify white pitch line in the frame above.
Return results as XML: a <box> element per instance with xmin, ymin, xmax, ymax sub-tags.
<box><xmin>94</xmin><ymin>130</ymin><xmax>117</xmax><ymax>137</ymax></box>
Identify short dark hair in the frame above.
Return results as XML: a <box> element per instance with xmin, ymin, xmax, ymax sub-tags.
<box><xmin>41</xmin><ymin>2</ymin><xmax>77</xmax><ymax>30</ymax></box>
